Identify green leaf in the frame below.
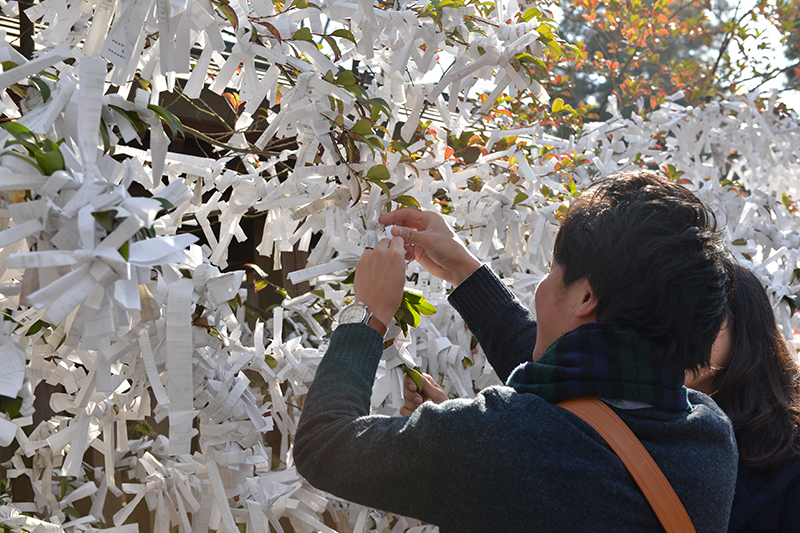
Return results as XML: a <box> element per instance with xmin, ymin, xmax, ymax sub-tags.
<box><xmin>366</xmin><ymin>164</ymin><xmax>390</xmax><ymax>181</ymax></box>
<box><xmin>92</xmin><ymin>210</ymin><xmax>118</xmax><ymax>232</ymax></box>
<box><xmin>292</xmin><ymin>27</ymin><xmax>313</xmax><ymax>41</ymax></box>
<box><xmin>260</xmin><ymin>21</ymin><xmax>283</xmax><ymax>43</ymax></box>
<box><xmin>341</xmin><ymin>270</ymin><xmax>355</xmax><ymax>285</ymax></box>
<box><xmin>60</xmin><ymin>476</ymin><xmax>71</xmax><ymax>498</ymax></box>
<box><xmin>551</xmin><ymin>97</ymin><xmax>564</xmax><ymax>113</ymax></box>
<box><xmin>351</xmin><ymin>118</ymin><xmax>373</xmax><ymax>137</ymax></box>
<box><xmin>331</xmin><ymin>28</ymin><xmax>357</xmax><ymax>44</ymax></box>
<box><xmin>217</xmin><ymin>3</ymin><xmax>238</xmax><ymax>29</ymax></box>
<box><xmin>543</xmin><ymin>38</ymin><xmax>564</xmax><ymax>57</ymax></box>
<box><xmin>521</xmin><ymin>6</ymin><xmax>542</xmax><ymax>21</ymax></box>
<box><xmin>366</xmin><ymin>136</ymin><xmax>384</xmax><ymax>151</ymax></box>
<box><xmin>513</xmin><ymin>192</ymin><xmax>528</xmax><ymax>205</ymax></box>
<box><xmin>25</xmin><ymin>319</ymin><xmax>45</xmax><ymax>336</ymax></box>
<box><xmin>415</xmin><ymin>301</ymin><xmax>436</xmax><ymax>316</ymax></box>
<box><xmin>290</xmin><ymin>0</ymin><xmax>307</xmax><ymax>7</ymax></box>
<box><xmin>148</xmin><ymin>104</ymin><xmax>184</xmax><ymax>138</ymax></box>
<box><xmin>118</xmin><ymin>240</ymin><xmax>129</xmax><ymax>261</ymax></box>
<box><xmin>109</xmin><ymin>105</ymin><xmax>147</xmax><ymax>136</ymax></box>
<box><xmin>64</xmin><ymin>507</ymin><xmax>81</xmax><ymax>519</ymax></box>
<box><xmin>34</xmin><ymin>143</ymin><xmax>64</xmax><ymax>175</ymax></box>
<box><xmin>515</xmin><ymin>52</ymin><xmax>536</xmax><ymax>64</ymax></box>
<box><xmin>1</xmin><ymin>150</ymin><xmax>39</xmax><ymax>171</ymax></box>
<box><xmin>1</xmin><ymin>122</ymin><xmax>38</xmax><ymax>148</ymax></box>
<box><xmin>1</xmin><ymin>120</ymin><xmax>34</xmax><ymax>142</ymax></box>
<box><xmin>369</xmin><ymin>178</ymin><xmax>391</xmax><ymax>198</ymax></box>
<box><xmin>0</xmin><ymin>395</ymin><xmax>22</xmax><ymax>418</ymax></box>
<box><xmin>393</xmin><ymin>195</ymin><xmax>421</xmax><ymax>209</ymax></box>
<box><xmin>784</xmin><ymin>295</ymin><xmax>799</xmax><ymax>315</ymax></box>
<box><xmin>395</xmin><ymin>308</ymin><xmax>409</xmax><ymax>335</ymax></box>
<box><xmin>402</xmin><ymin>366</ymin><xmax>425</xmax><ymax>392</ymax></box>
<box><xmin>100</xmin><ymin>118</ymin><xmax>111</xmax><ymax>153</ymax></box>
<box><xmin>151</xmin><ymin>197</ymin><xmax>175</xmax><ymax>213</ymax></box>
<box><xmin>322</xmin><ymin>35</ymin><xmax>342</xmax><ymax>62</ymax></box>
<box><xmin>30</xmin><ymin>76</ymin><xmax>50</xmax><ymax>102</ymax></box>
<box><xmin>404</xmin><ymin>303</ymin><xmax>421</xmax><ymax>327</ymax></box>
<box><xmin>403</xmin><ymin>291</ymin><xmax>423</xmax><ymax>304</ymax></box>
<box><xmin>336</xmin><ymin>70</ymin><xmax>356</xmax><ymax>87</ymax></box>
<box><xmin>245</xmin><ymin>263</ymin><xmax>271</xmax><ymax>292</ymax></box>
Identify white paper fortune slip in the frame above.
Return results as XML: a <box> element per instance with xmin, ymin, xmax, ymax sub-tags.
<box><xmin>0</xmin><ymin>341</ymin><xmax>25</xmax><ymax>399</ymax></box>
<box><xmin>166</xmin><ymin>279</ymin><xmax>194</xmax><ymax>455</ymax></box>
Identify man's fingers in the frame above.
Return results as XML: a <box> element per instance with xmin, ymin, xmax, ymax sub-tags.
<box><xmin>379</xmin><ymin>208</ymin><xmax>429</xmax><ymax>229</ymax></box>
<box><xmin>403</xmin><ymin>374</ymin><xmax>418</xmax><ymax>393</ymax></box>
<box><xmin>390</xmin><ymin>235</ymin><xmax>405</xmax><ymax>253</ymax></box>
<box><xmin>393</xmin><ymin>226</ymin><xmax>436</xmax><ymax>249</ymax></box>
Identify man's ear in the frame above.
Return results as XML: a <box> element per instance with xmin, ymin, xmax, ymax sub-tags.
<box><xmin>573</xmin><ymin>279</ymin><xmax>598</xmax><ymax>320</ymax></box>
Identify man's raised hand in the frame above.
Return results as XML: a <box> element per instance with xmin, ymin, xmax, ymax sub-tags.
<box><xmin>353</xmin><ymin>236</ymin><xmax>407</xmax><ymax>328</ymax></box>
<box><xmin>379</xmin><ymin>209</ymin><xmax>481</xmax><ymax>287</ymax></box>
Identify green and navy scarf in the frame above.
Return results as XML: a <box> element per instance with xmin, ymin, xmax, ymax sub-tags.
<box><xmin>506</xmin><ymin>323</ymin><xmax>690</xmax><ymax>411</ymax></box>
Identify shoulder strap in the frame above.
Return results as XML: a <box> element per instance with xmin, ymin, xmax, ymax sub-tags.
<box><xmin>557</xmin><ymin>396</ymin><xmax>696</xmax><ymax>533</ymax></box>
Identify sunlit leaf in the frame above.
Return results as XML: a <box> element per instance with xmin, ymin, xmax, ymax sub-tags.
<box><xmin>292</xmin><ymin>27</ymin><xmax>313</xmax><ymax>41</ymax></box>
<box><xmin>393</xmin><ymin>195</ymin><xmax>420</xmax><ymax>209</ymax></box>
<box><xmin>331</xmin><ymin>28</ymin><xmax>357</xmax><ymax>44</ymax></box>
<box><xmin>366</xmin><ymin>163</ymin><xmax>389</xmax><ymax>181</ymax></box>
<box><xmin>416</xmin><ymin>301</ymin><xmax>436</xmax><ymax>316</ymax></box>
<box><xmin>403</xmin><ymin>366</ymin><xmax>425</xmax><ymax>392</ymax></box>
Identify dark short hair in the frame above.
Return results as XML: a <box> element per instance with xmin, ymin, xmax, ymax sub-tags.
<box><xmin>709</xmin><ymin>263</ymin><xmax>800</xmax><ymax>472</ymax></box>
<box><xmin>553</xmin><ymin>170</ymin><xmax>729</xmax><ymax>372</ymax></box>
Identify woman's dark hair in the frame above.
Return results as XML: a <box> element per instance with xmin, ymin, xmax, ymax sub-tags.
<box><xmin>710</xmin><ymin>263</ymin><xmax>800</xmax><ymax>472</ymax></box>
<box><xmin>553</xmin><ymin>170</ymin><xmax>729</xmax><ymax>373</ymax></box>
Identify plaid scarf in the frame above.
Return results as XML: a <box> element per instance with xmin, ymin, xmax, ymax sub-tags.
<box><xmin>505</xmin><ymin>322</ymin><xmax>690</xmax><ymax>411</ymax></box>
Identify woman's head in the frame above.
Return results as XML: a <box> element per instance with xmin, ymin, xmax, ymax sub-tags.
<box><xmin>684</xmin><ymin>319</ymin><xmax>732</xmax><ymax>394</ymax></box>
<box><xmin>691</xmin><ymin>262</ymin><xmax>800</xmax><ymax>471</ymax></box>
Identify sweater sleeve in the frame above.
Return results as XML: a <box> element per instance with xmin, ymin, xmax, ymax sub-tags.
<box><xmin>447</xmin><ymin>264</ymin><xmax>538</xmax><ymax>382</ymax></box>
<box><xmin>294</xmin><ymin>323</ymin><xmax>504</xmax><ymax>525</ymax></box>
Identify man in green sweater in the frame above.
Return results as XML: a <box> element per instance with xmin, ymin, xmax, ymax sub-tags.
<box><xmin>294</xmin><ymin>171</ymin><xmax>737</xmax><ymax>532</ymax></box>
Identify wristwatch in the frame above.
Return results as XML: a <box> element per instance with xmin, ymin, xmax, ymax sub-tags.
<box><xmin>338</xmin><ymin>301</ymin><xmax>387</xmax><ymax>336</ymax></box>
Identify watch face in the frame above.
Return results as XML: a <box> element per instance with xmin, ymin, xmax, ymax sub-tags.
<box><xmin>339</xmin><ymin>303</ymin><xmax>367</xmax><ymax>323</ymax></box>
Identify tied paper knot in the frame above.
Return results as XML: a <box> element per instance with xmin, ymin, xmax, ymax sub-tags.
<box><xmin>9</xmin><ymin>247</ymin><xmax>130</xmax><ymax>326</ymax></box>
<box><xmin>7</xmin><ymin>231</ymin><xmax>197</xmax><ymax>327</ymax></box>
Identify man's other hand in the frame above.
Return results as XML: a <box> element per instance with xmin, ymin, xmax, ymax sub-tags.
<box><xmin>379</xmin><ymin>208</ymin><xmax>481</xmax><ymax>287</ymax></box>
<box><xmin>399</xmin><ymin>372</ymin><xmax>448</xmax><ymax>416</ymax></box>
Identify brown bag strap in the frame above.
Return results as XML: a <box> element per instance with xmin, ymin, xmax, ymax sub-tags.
<box><xmin>557</xmin><ymin>396</ymin><xmax>696</xmax><ymax>533</ymax></box>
